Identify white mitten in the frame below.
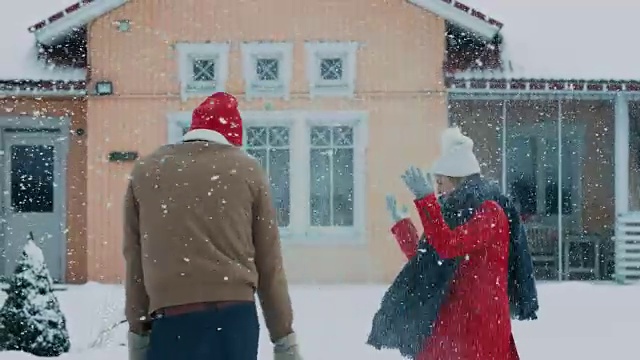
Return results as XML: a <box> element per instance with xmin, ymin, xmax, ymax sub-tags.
<box><xmin>274</xmin><ymin>333</ymin><xmax>303</xmax><ymax>360</ymax></box>
<box><xmin>127</xmin><ymin>331</ymin><xmax>150</xmax><ymax>360</ymax></box>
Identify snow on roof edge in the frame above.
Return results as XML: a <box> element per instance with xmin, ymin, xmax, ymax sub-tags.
<box><xmin>1</xmin><ymin>0</ymin><xmax>87</xmax><ymax>83</ymax></box>
<box><xmin>29</xmin><ymin>0</ymin><xmax>128</xmax><ymax>46</ymax></box>
<box><xmin>411</xmin><ymin>0</ymin><xmax>503</xmax><ymax>40</ymax></box>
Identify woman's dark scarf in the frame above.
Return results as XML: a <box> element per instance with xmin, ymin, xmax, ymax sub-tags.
<box><xmin>366</xmin><ymin>174</ymin><xmax>539</xmax><ymax>359</ymax></box>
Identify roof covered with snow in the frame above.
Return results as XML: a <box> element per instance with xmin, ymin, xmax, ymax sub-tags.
<box><xmin>0</xmin><ymin>0</ymin><xmax>85</xmax><ymax>82</ymax></box>
<box><xmin>453</xmin><ymin>0</ymin><xmax>640</xmax><ymax>81</ymax></box>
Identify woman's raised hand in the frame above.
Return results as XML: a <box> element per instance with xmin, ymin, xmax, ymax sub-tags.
<box><xmin>401</xmin><ymin>166</ymin><xmax>435</xmax><ymax>199</ymax></box>
<box><xmin>385</xmin><ymin>195</ymin><xmax>408</xmax><ymax>222</ymax></box>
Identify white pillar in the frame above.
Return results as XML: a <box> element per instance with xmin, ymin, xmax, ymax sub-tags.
<box><xmin>615</xmin><ymin>94</ymin><xmax>630</xmax><ymax>216</ymax></box>
<box><xmin>501</xmin><ymin>100</ymin><xmax>507</xmax><ymax>194</ymax></box>
<box><xmin>557</xmin><ymin>100</ymin><xmax>563</xmax><ymax>280</ymax></box>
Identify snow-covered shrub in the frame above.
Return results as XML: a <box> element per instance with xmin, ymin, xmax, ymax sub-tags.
<box><xmin>0</xmin><ymin>240</ymin><xmax>71</xmax><ymax>356</ymax></box>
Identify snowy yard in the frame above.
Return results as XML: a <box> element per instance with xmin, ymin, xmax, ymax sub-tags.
<box><xmin>0</xmin><ymin>282</ymin><xmax>637</xmax><ymax>359</ymax></box>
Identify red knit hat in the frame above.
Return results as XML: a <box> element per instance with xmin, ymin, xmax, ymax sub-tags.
<box><xmin>189</xmin><ymin>92</ymin><xmax>243</xmax><ymax>146</ymax></box>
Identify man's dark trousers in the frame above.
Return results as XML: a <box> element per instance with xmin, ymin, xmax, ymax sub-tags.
<box><xmin>146</xmin><ymin>302</ymin><xmax>260</xmax><ymax>360</ymax></box>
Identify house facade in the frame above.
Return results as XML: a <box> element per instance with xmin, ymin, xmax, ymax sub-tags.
<box><xmin>3</xmin><ymin>0</ymin><xmax>638</xmax><ymax>284</ymax></box>
<box><xmin>7</xmin><ymin>0</ymin><xmax>485</xmax><ymax>284</ymax></box>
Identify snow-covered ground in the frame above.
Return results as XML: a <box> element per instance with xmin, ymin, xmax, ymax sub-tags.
<box><xmin>0</xmin><ymin>282</ymin><xmax>637</xmax><ymax>359</ymax></box>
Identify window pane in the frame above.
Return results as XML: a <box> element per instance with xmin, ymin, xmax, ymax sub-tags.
<box><xmin>508</xmin><ymin>136</ymin><xmax>537</xmax><ymax>217</ymax></box>
<box><xmin>269</xmin><ymin>149</ymin><xmax>290</xmax><ymax>226</ymax></box>
<box><xmin>309</xmin><ymin>125</ymin><xmax>356</xmax><ymax>227</ymax></box>
<box><xmin>246</xmin><ymin>126</ymin><xmax>290</xmax><ymax>227</ymax></box>
<box><xmin>247</xmin><ymin>127</ymin><xmax>267</xmax><ymax>147</ymax></box>
<box><xmin>310</xmin><ymin>126</ymin><xmax>331</xmax><ymax>146</ymax></box>
<box><xmin>192</xmin><ymin>59</ymin><xmax>216</xmax><ymax>81</ymax></box>
<box><xmin>256</xmin><ymin>58</ymin><xmax>279</xmax><ymax>81</ymax></box>
<box><xmin>333</xmin><ymin>148</ymin><xmax>354</xmax><ymax>226</ymax></box>
<box><xmin>542</xmin><ymin>139</ymin><xmax>563</xmax><ymax>215</ymax></box>
<box><xmin>310</xmin><ymin>148</ymin><xmax>331</xmax><ymax>226</ymax></box>
<box><xmin>320</xmin><ymin>58</ymin><xmax>343</xmax><ymax>80</ymax></box>
<box><xmin>11</xmin><ymin>145</ymin><xmax>55</xmax><ymax>213</ymax></box>
<box><xmin>268</xmin><ymin>127</ymin><xmax>289</xmax><ymax>146</ymax></box>
<box><xmin>333</xmin><ymin>126</ymin><xmax>353</xmax><ymax>146</ymax></box>
<box><xmin>560</xmin><ymin>136</ymin><xmax>580</xmax><ymax>217</ymax></box>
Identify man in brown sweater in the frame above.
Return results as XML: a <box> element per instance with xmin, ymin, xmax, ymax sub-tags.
<box><xmin>123</xmin><ymin>92</ymin><xmax>302</xmax><ymax>360</ymax></box>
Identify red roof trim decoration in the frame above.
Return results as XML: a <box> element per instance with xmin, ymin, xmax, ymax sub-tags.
<box><xmin>0</xmin><ymin>80</ymin><xmax>86</xmax><ymax>92</ymax></box>
<box><xmin>442</xmin><ymin>0</ymin><xmax>504</xmax><ymax>29</ymax></box>
<box><xmin>446</xmin><ymin>77</ymin><xmax>640</xmax><ymax>93</ymax></box>
<box><xmin>410</xmin><ymin>0</ymin><xmax>502</xmax><ymax>39</ymax></box>
<box><xmin>28</xmin><ymin>0</ymin><xmax>95</xmax><ymax>32</ymax></box>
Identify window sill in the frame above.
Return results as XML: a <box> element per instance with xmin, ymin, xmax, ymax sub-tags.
<box><xmin>309</xmin><ymin>85</ymin><xmax>354</xmax><ymax>98</ymax></box>
<box><xmin>183</xmin><ymin>88</ymin><xmax>221</xmax><ymax>98</ymax></box>
<box><xmin>182</xmin><ymin>82</ymin><xmax>224</xmax><ymax>100</ymax></box>
<box><xmin>246</xmin><ymin>83</ymin><xmax>288</xmax><ymax>99</ymax></box>
<box><xmin>278</xmin><ymin>228</ymin><xmax>366</xmax><ymax>246</ymax></box>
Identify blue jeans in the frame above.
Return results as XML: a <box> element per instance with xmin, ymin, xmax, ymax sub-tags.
<box><xmin>147</xmin><ymin>302</ymin><xmax>259</xmax><ymax>360</ymax></box>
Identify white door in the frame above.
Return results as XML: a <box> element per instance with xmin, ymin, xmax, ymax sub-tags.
<box><xmin>0</xmin><ymin>130</ymin><xmax>67</xmax><ymax>282</ymax></box>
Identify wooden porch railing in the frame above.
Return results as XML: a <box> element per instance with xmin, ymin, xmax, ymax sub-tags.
<box><xmin>526</xmin><ymin>223</ymin><xmax>605</xmax><ymax>280</ymax></box>
<box><xmin>615</xmin><ymin>213</ymin><xmax>640</xmax><ymax>283</ymax></box>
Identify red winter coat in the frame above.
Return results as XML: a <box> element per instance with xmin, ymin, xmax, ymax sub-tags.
<box><xmin>390</xmin><ymin>194</ymin><xmax>519</xmax><ymax>360</ymax></box>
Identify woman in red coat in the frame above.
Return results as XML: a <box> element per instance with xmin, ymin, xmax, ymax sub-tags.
<box><xmin>389</xmin><ymin>127</ymin><xmax>520</xmax><ymax>360</ymax></box>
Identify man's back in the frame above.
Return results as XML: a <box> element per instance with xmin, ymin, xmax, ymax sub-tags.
<box><xmin>124</xmin><ymin>92</ymin><xmax>301</xmax><ymax>360</ymax></box>
<box><xmin>128</xmin><ymin>141</ymin><xmax>268</xmax><ymax>310</ymax></box>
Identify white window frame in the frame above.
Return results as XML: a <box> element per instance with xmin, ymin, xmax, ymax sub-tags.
<box><xmin>176</xmin><ymin>42</ymin><xmax>230</xmax><ymax>101</ymax></box>
<box><xmin>242</xmin><ymin>113</ymin><xmax>296</xmax><ymax>238</ymax></box>
<box><xmin>301</xmin><ymin>111</ymin><xmax>368</xmax><ymax>242</ymax></box>
<box><xmin>304</xmin><ymin>41</ymin><xmax>359</xmax><ymax>98</ymax></box>
<box><xmin>241</xmin><ymin>42</ymin><xmax>293</xmax><ymax>100</ymax></box>
<box><xmin>165</xmin><ymin>110</ymin><xmax>369</xmax><ymax>245</ymax></box>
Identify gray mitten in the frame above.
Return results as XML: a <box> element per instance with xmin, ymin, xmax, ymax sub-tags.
<box><xmin>274</xmin><ymin>333</ymin><xmax>304</xmax><ymax>360</ymax></box>
<box><xmin>127</xmin><ymin>331</ymin><xmax>150</xmax><ymax>360</ymax></box>
<box><xmin>401</xmin><ymin>166</ymin><xmax>435</xmax><ymax>199</ymax></box>
<box><xmin>385</xmin><ymin>195</ymin><xmax>409</xmax><ymax>222</ymax></box>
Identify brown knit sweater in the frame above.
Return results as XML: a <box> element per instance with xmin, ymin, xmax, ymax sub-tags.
<box><xmin>123</xmin><ymin>141</ymin><xmax>293</xmax><ymax>342</ymax></box>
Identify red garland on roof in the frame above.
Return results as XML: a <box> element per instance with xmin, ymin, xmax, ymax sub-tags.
<box><xmin>446</xmin><ymin>76</ymin><xmax>640</xmax><ymax>93</ymax></box>
<box><xmin>28</xmin><ymin>0</ymin><xmax>95</xmax><ymax>32</ymax></box>
<box><xmin>0</xmin><ymin>80</ymin><xmax>86</xmax><ymax>92</ymax></box>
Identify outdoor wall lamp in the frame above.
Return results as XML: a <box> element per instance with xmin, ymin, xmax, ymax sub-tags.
<box><xmin>95</xmin><ymin>81</ymin><xmax>113</xmax><ymax>96</ymax></box>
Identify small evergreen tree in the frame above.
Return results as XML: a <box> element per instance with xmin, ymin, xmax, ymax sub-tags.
<box><xmin>0</xmin><ymin>237</ymin><xmax>71</xmax><ymax>356</ymax></box>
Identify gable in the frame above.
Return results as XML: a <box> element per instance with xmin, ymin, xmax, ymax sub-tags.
<box><xmin>29</xmin><ymin>0</ymin><xmax>129</xmax><ymax>45</ymax></box>
<box><xmin>0</xmin><ymin>0</ymin><xmax>85</xmax><ymax>92</ymax></box>
<box><xmin>409</xmin><ymin>0</ymin><xmax>502</xmax><ymax>40</ymax></box>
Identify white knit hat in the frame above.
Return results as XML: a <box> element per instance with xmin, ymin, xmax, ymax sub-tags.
<box><xmin>431</xmin><ymin>126</ymin><xmax>481</xmax><ymax>177</ymax></box>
